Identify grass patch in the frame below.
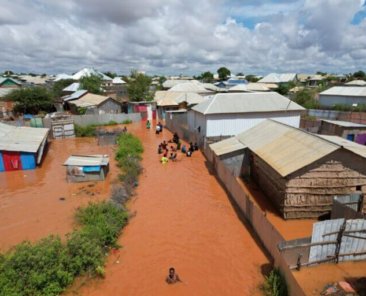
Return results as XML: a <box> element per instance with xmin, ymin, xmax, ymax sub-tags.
<box><xmin>75</xmin><ymin>120</ymin><xmax>133</xmax><ymax>137</ymax></box>
<box><xmin>261</xmin><ymin>268</ymin><xmax>288</xmax><ymax>296</ymax></box>
<box><xmin>115</xmin><ymin>133</ymin><xmax>143</xmax><ymax>194</ymax></box>
<box><xmin>0</xmin><ymin>202</ymin><xmax>128</xmax><ymax>296</ymax></box>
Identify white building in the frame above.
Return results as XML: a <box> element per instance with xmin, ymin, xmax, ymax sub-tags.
<box><xmin>319</xmin><ymin>86</ymin><xmax>366</xmax><ymax>107</ymax></box>
<box><xmin>188</xmin><ymin>92</ymin><xmax>305</xmax><ymax>141</ymax></box>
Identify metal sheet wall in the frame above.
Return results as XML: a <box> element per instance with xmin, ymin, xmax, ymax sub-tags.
<box><xmin>20</xmin><ymin>152</ymin><xmax>36</xmax><ymax>170</ymax></box>
<box><xmin>206</xmin><ymin>112</ymin><xmax>301</xmax><ymax>137</ymax></box>
<box><xmin>0</xmin><ymin>152</ymin><xmax>4</xmax><ymax>172</ymax></box>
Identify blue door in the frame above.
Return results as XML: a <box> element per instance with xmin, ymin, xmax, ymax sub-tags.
<box><xmin>347</xmin><ymin>134</ymin><xmax>355</xmax><ymax>141</ymax></box>
<box><xmin>20</xmin><ymin>152</ymin><xmax>36</xmax><ymax>170</ymax></box>
<box><xmin>0</xmin><ymin>152</ymin><xmax>4</xmax><ymax>172</ymax></box>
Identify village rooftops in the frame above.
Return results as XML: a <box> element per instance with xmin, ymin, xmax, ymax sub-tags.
<box><xmin>191</xmin><ymin>92</ymin><xmax>305</xmax><ymax>115</ymax></box>
<box><xmin>0</xmin><ymin>123</ymin><xmax>49</xmax><ymax>153</ymax></box>
<box><xmin>63</xmin><ymin>154</ymin><xmax>109</xmax><ymax>166</ymax></box>
<box><xmin>62</xmin><ymin>90</ymin><xmax>88</xmax><ymax>102</ymax></box>
<box><xmin>63</xmin><ymin>82</ymin><xmax>80</xmax><ymax>92</ymax></box>
<box><xmin>258</xmin><ymin>73</ymin><xmax>296</xmax><ymax>84</ymax></box>
<box><xmin>320</xmin><ymin>86</ymin><xmax>366</xmax><ymax>97</ymax></box>
<box><xmin>68</xmin><ymin>93</ymin><xmax>116</xmax><ymax>108</ymax></box>
<box><xmin>345</xmin><ymin>80</ymin><xmax>366</xmax><ymax>86</ymax></box>
<box><xmin>321</xmin><ymin>119</ymin><xmax>366</xmax><ymax>128</ymax></box>
<box><xmin>168</xmin><ymin>81</ymin><xmax>211</xmax><ymax>93</ymax></box>
<box><xmin>210</xmin><ymin>119</ymin><xmax>366</xmax><ymax>177</ymax></box>
<box><xmin>0</xmin><ymin>77</ymin><xmax>22</xmax><ymax>86</ymax></box>
<box><xmin>112</xmin><ymin>77</ymin><xmax>126</xmax><ymax>84</ymax></box>
<box><xmin>72</xmin><ymin>68</ymin><xmax>112</xmax><ymax>81</ymax></box>
<box><xmin>154</xmin><ymin>91</ymin><xmax>204</xmax><ymax>106</ymax></box>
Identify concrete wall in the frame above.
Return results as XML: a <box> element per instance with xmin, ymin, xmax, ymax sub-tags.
<box><xmin>206</xmin><ymin>111</ymin><xmax>301</xmax><ymax>138</ymax></box>
<box><xmin>71</xmin><ymin>113</ymin><xmax>141</xmax><ymax>126</ymax></box>
<box><xmin>319</xmin><ymin>94</ymin><xmax>366</xmax><ymax>107</ymax></box>
<box><xmin>207</xmin><ymin>148</ymin><xmax>306</xmax><ymax>296</ymax></box>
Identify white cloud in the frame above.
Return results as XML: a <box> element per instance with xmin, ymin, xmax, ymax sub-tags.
<box><xmin>0</xmin><ymin>0</ymin><xmax>365</xmax><ymax>75</ymax></box>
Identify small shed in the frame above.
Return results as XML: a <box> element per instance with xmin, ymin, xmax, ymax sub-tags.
<box><xmin>319</xmin><ymin>120</ymin><xmax>366</xmax><ymax>144</ymax></box>
<box><xmin>128</xmin><ymin>101</ymin><xmax>157</xmax><ymax>121</ymax></box>
<box><xmin>0</xmin><ymin>123</ymin><xmax>49</xmax><ymax>171</ymax></box>
<box><xmin>63</xmin><ymin>154</ymin><xmax>109</xmax><ymax>182</ymax></box>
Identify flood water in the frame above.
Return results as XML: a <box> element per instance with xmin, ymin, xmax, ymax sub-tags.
<box><xmin>74</xmin><ymin>122</ymin><xmax>270</xmax><ymax>296</ymax></box>
<box><xmin>0</xmin><ymin>137</ymin><xmax>116</xmax><ymax>251</ymax></box>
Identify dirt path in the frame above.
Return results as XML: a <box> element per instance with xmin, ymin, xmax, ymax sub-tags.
<box><xmin>76</xmin><ymin>122</ymin><xmax>270</xmax><ymax>296</ymax></box>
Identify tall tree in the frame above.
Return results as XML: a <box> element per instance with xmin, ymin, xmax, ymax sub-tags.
<box><xmin>245</xmin><ymin>75</ymin><xmax>259</xmax><ymax>82</ymax></box>
<box><xmin>80</xmin><ymin>74</ymin><xmax>102</xmax><ymax>94</ymax></box>
<box><xmin>217</xmin><ymin>67</ymin><xmax>231</xmax><ymax>80</ymax></box>
<box><xmin>4</xmin><ymin>87</ymin><xmax>54</xmax><ymax>114</ymax></box>
<box><xmin>127</xmin><ymin>70</ymin><xmax>153</xmax><ymax>102</ymax></box>
<box><xmin>200</xmin><ymin>71</ymin><xmax>214</xmax><ymax>83</ymax></box>
<box><xmin>353</xmin><ymin>70</ymin><xmax>366</xmax><ymax>80</ymax></box>
<box><xmin>52</xmin><ymin>79</ymin><xmax>76</xmax><ymax>99</ymax></box>
<box><xmin>103</xmin><ymin>71</ymin><xmax>117</xmax><ymax>79</ymax></box>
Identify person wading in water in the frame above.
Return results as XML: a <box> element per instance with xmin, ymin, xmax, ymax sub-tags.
<box><xmin>166</xmin><ymin>267</ymin><xmax>181</xmax><ymax>284</ymax></box>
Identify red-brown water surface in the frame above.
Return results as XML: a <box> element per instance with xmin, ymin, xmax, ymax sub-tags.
<box><xmin>75</xmin><ymin>122</ymin><xmax>270</xmax><ymax>296</ymax></box>
<box><xmin>0</xmin><ymin>137</ymin><xmax>116</xmax><ymax>251</ymax></box>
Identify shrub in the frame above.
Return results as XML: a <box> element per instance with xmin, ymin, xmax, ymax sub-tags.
<box><xmin>0</xmin><ymin>202</ymin><xmax>129</xmax><ymax>296</ymax></box>
<box><xmin>262</xmin><ymin>268</ymin><xmax>288</xmax><ymax>296</ymax></box>
<box><xmin>74</xmin><ymin>124</ymin><xmax>97</xmax><ymax>137</ymax></box>
<box><xmin>122</xmin><ymin>119</ymin><xmax>132</xmax><ymax>124</ymax></box>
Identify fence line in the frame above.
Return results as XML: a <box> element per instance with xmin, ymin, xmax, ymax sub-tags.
<box><xmin>71</xmin><ymin>113</ymin><xmax>141</xmax><ymax>126</ymax></box>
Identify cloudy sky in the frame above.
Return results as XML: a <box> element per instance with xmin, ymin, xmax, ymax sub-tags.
<box><xmin>1</xmin><ymin>0</ymin><xmax>366</xmax><ymax>75</ymax></box>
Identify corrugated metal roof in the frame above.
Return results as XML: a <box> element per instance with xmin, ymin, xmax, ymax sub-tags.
<box><xmin>64</xmin><ymin>154</ymin><xmax>109</xmax><ymax>166</ymax></box>
<box><xmin>320</xmin><ymin>86</ymin><xmax>366</xmax><ymax>97</ymax></box>
<box><xmin>229</xmin><ymin>83</ymin><xmax>270</xmax><ymax>92</ymax></box>
<box><xmin>318</xmin><ymin>135</ymin><xmax>366</xmax><ymax>159</ymax></box>
<box><xmin>112</xmin><ymin>77</ymin><xmax>126</xmax><ymax>84</ymax></box>
<box><xmin>72</xmin><ymin>68</ymin><xmax>112</xmax><ymax>81</ymax></box>
<box><xmin>209</xmin><ymin>137</ymin><xmax>246</xmax><ymax>156</ymax></box>
<box><xmin>162</xmin><ymin>79</ymin><xmax>195</xmax><ymax>89</ymax></box>
<box><xmin>235</xmin><ymin>120</ymin><xmax>339</xmax><ymax>176</ymax></box>
<box><xmin>169</xmin><ymin>82</ymin><xmax>211</xmax><ymax>93</ymax></box>
<box><xmin>63</xmin><ymin>90</ymin><xmax>88</xmax><ymax>102</ymax></box>
<box><xmin>345</xmin><ymin>80</ymin><xmax>366</xmax><ymax>86</ymax></box>
<box><xmin>54</xmin><ymin>73</ymin><xmax>74</xmax><ymax>81</ymax></box>
<box><xmin>69</xmin><ymin>93</ymin><xmax>114</xmax><ymax>108</ymax></box>
<box><xmin>258</xmin><ymin>73</ymin><xmax>296</xmax><ymax>83</ymax></box>
<box><xmin>154</xmin><ymin>91</ymin><xmax>204</xmax><ymax>106</ymax></box>
<box><xmin>63</xmin><ymin>82</ymin><xmax>80</xmax><ymax>92</ymax></box>
<box><xmin>321</xmin><ymin>119</ymin><xmax>366</xmax><ymax>128</ymax></box>
<box><xmin>0</xmin><ymin>77</ymin><xmax>22</xmax><ymax>85</ymax></box>
<box><xmin>0</xmin><ymin>123</ymin><xmax>49</xmax><ymax>153</ymax></box>
<box><xmin>212</xmin><ymin>119</ymin><xmax>366</xmax><ymax>176</ymax></box>
<box><xmin>191</xmin><ymin>92</ymin><xmax>305</xmax><ymax>115</ymax></box>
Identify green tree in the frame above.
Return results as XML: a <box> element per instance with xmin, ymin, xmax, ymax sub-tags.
<box><xmin>80</xmin><ymin>74</ymin><xmax>102</xmax><ymax>94</ymax></box>
<box><xmin>52</xmin><ymin>79</ymin><xmax>76</xmax><ymax>99</ymax></box>
<box><xmin>293</xmin><ymin>89</ymin><xmax>319</xmax><ymax>109</ymax></box>
<box><xmin>127</xmin><ymin>70</ymin><xmax>153</xmax><ymax>102</ymax></box>
<box><xmin>217</xmin><ymin>67</ymin><xmax>231</xmax><ymax>80</ymax></box>
<box><xmin>4</xmin><ymin>87</ymin><xmax>54</xmax><ymax>114</ymax></box>
<box><xmin>200</xmin><ymin>71</ymin><xmax>214</xmax><ymax>83</ymax></box>
<box><xmin>353</xmin><ymin>70</ymin><xmax>366</xmax><ymax>80</ymax></box>
<box><xmin>103</xmin><ymin>72</ymin><xmax>117</xmax><ymax>79</ymax></box>
<box><xmin>245</xmin><ymin>75</ymin><xmax>259</xmax><ymax>82</ymax></box>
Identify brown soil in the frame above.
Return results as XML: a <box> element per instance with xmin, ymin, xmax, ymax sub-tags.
<box><xmin>70</xmin><ymin>122</ymin><xmax>270</xmax><ymax>296</ymax></box>
<box><xmin>0</xmin><ymin>137</ymin><xmax>116</xmax><ymax>251</ymax></box>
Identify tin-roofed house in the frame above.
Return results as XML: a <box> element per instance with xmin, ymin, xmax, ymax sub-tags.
<box><xmin>209</xmin><ymin>119</ymin><xmax>366</xmax><ymax>219</ymax></box>
<box><xmin>66</xmin><ymin>93</ymin><xmax>122</xmax><ymax>115</ymax></box>
<box><xmin>63</xmin><ymin>154</ymin><xmax>109</xmax><ymax>182</ymax></box>
<box><xmin>0</xmin><ymin>123</ymin><xmax>49</xmax><ymax>171</ymax></box>
<box><xmin>188</xmin><ymin>92</ymin><xmax>305</xmax><ymax>145</ymax></box>
<box><xmin>319</xmin><ymin>120</ymin><xmax>366</xmax><ymax>145</ymax></box>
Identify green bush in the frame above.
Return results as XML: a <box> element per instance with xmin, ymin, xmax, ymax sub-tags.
<box><xmin>262</xmin><ymin>268</ymin><xmax>288</xmax><ymax>296</ymax></box>
<box><xmin>122</xmin><ymin>119</ymin><xmax>132</xmax><ymax>124</ymax></box>
<box><xmin>74</xmin><ymin>124</ymin><xmax>97</xmax><ymax>137</ymax></box>
<box><xmin>0</xmin><ymin>202</ymin><xmax>128</xmax><ymax>296</ymax></box>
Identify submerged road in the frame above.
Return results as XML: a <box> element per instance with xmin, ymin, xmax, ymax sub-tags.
<box><xmin>78</xmin><ymin>122</ymin><xmax>269</xmax><ymax>296</ymax></box>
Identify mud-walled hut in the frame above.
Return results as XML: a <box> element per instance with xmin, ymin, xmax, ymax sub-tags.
<box><xmin>209</xmin><ymin>119</ymin><xmax>366</xmax><ymax>219</ymax></box>
<box><xmin>0</xmin><ymin>123</ymin><xmax>49</xmax><ymax>171</ymax></box>
<box><xmin>63</xmin><ymin>154</ymin><xmax>109</xmax><ymax>182</ymax></box>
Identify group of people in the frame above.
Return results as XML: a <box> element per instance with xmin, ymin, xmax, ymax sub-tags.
<box><xmin>146</xmin><ymin>120</ymin><xmax>164</xmax><ymax>134</ymax></box>
<box><xmin>181</xmin><ymin>142</ymin><xmax>198</xmax><ymax>157</ymax></box>
<box><xmin>158</xmin><ymin>132</ymin><xmax>199</xmax><ymax>164</ymax></box>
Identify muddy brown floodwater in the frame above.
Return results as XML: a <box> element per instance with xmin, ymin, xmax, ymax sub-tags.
<box><xmin>0</xmin><ymin>137</ymin><xmax>116</xmax><ymax>251</ymax></box>
<box><xmin>73</xmin><ymin>122</ymin><xmax>270</xmax><ymax>296</ymax></box>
